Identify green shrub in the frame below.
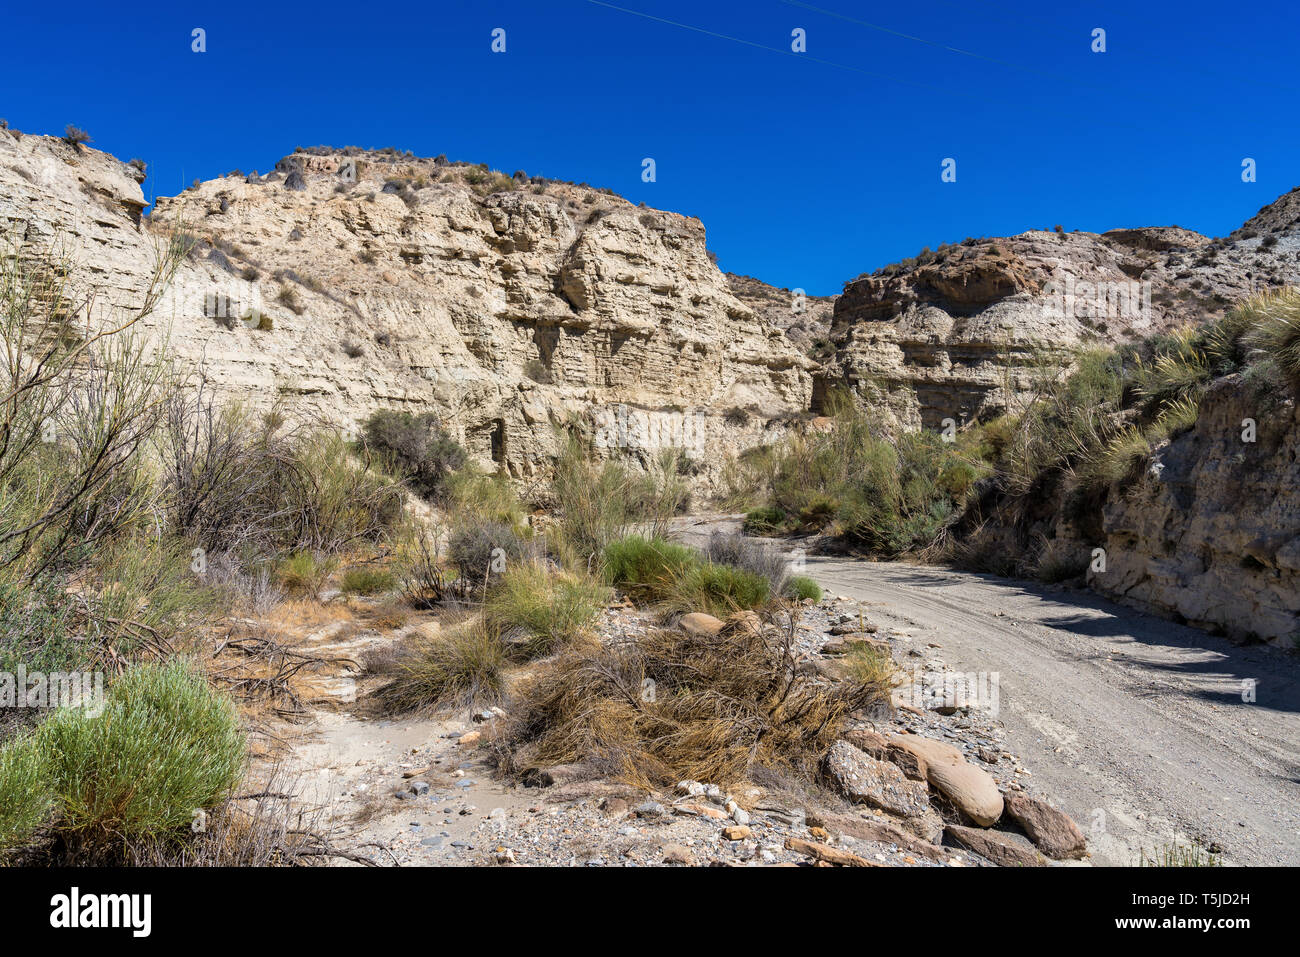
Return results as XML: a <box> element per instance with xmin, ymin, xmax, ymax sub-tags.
<box><xmin>0</xmin><ymin>734</ymin><xmax>51</xmax><ymax>851</ymax></box>
<box><xmin>0</xmin><ymin>576</ymin><xmax>87</xmax><ymax>680</ymax></box>
<box><xmin>274</xmin><ymin>551</ymin><xmax>336</xmax><ymax>596</ymax></box>
<box><xmin>742</xmin><ymin>505</ymin><xmax>785</xmax><ymax>534</ymax></box>
<box><xmin>603</xmin><ymin>535</ymin><xmax>699</xmax><ymax>596</ymax></box>
<box><xmin>360</xmin><ymin>410</ymin><xmax>467</xmax><ymax>502</ymax></box>
<box><xmin>552</xmin><ymin>436</ymin><xmax>690</xmax><ymax>564</ymax></box>
<box><xmin>753</xmin><ymin>394</ymin><xmax>989</xmax><ymax>556</ymax></box>
<box><xmin>701</xmin><ymin>531</ymin><xmax>790</xmax><ymax>595</ymax></box>
<box><xmin>446</xmin><ymin>469</ymin><xmax>528</xmax><ymax>527</ymax></box>
<box><xmin>552</xmin><ymin>437</ymin><xmax>642</xmax><ymax>561</ymax></box>
<box><xmin>341</xmin><ymin>566</ymin><xmax>397</xmax><ymax>595</ymax></box>
<box><xmin>90</xmin><ymin>536</ymin><xmax>220</xmax><ymax>647</ymax></box>
<box><xmin>784</xmin><ymin>575</ymin><xmax>822</xmax><ymax>602</ymax></box>
<box><xmin>37</xmin><ymin>660</ymin><xmax>245</xmax><ymax>840</ymax></box>
<box><xmin>485</xmin><ymin>562</ymin><xmax>610</xmax><ymax>658</ymax></box>
<box><xmin>668</xmin><ymin>562</ymin><xmax>770</xmax><ymax>617</ymax></box>
<box><xmin>448</xmin><ymin>521</ymin><xmax>533</xmax><ymax>589</ymax></box>
<box><xmin>283</xmin><ymin>431</ymin><xmax>408</xmax><ymax>551</ymax></box>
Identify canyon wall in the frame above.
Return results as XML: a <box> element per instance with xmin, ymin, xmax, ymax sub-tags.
<box><xmin>0</xmin><ymin>133</ymin><xmax>814</xmax><ymax>488</ymax></box>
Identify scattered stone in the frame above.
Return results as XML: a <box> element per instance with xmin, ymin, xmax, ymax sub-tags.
<box><xmin>662</xmin><ymin>843</ymin><xmax>696</xmax><ymax>865</ymax></box>
<box><xmin>633</xmin><ymin>801</ymin><xmax>666</xmax><ymax>819</ymax></box>
<box><xmin>601</xmin><ymin>796</ymin><xmax>631</xmax><ymax>817</ymax></box>
<box><xmin>458</xmin><ymin>730</ymin><xmax>482</xmax><ymax>747</ymax></box>
<box><xmin>822</xmin><ymin>635</ymin><xmax>891</xmax><ymax>656</ymax></box>
<box><xmin>722</xmin><ymin>825</ymin><xmax>753</xmax><ymax>841</ymax></box>
<box><xmin>830</xmin><ymin>622</ymin><xmax>878</xmax><ymax>635</ymax></box>
<box><xmin>785</xmin><ymin>836</ymin><xmax>879</xmax><ymax>867</ymax></box>
<box><xmin>675</xmin><ymin>780</ymin><xmax>706</xmax><ymax>797</ymax></box>
<box><xmin>758</xmin><ymin>805</ymin><xmax>806</xmax><ymax>827</ymax></box>
<box><xmin>410</xmin><ymin>781</ymin><xmax>429</xmax><ymax>796</ymax></box>
<box><xmin>945</xmin><ymin>825</ymin><xmax>1044</xmax><ymax>867</ymax></box>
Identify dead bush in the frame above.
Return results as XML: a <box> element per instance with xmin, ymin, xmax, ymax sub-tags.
<box><xmin>495</xmin><ymin>611</ymin><xmax>887</xmax><ymax>789</ymax></box>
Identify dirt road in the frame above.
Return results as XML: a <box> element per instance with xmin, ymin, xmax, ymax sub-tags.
<box><xmin>680</xmin><ymin>517</ymin><xmax>1300</xmax><ymax>866</ymax></box>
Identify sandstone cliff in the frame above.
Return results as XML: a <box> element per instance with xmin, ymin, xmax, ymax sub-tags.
<box><xmin>0</xmin><ymin>133</ymin><xmax>815</xmax><ymax>488</ymax></box>
<box><xmin>821</xmin><ymin>224</ymin><xmax>1298</xmax><ymax>430</ymax></box>
<box><xmin>1089</xmin><ymin>377</ymin><xmax>1300</xmax><ymax>646</ymax></box>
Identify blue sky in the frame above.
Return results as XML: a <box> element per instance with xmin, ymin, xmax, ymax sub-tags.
<box><xmin>2</xmin><ymin>0</ymin><xmax>1296</xmax><ymax>295</ymax></box>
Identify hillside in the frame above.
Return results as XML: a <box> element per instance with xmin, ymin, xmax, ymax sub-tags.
<box><xmin>0</xmin><ymin>133</ymin><xmax>815</xmax><ymax>491</ymax></box>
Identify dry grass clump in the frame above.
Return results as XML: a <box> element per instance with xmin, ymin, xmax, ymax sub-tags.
<box><xmin>1238</xmin><ymin>286</ymin><xmax>1300</xmax><ymax>388</ymax></box>
<box><xmin>373</xmin><ymin>619</ymin><xmax>506</xmax><ymax>713</ymax></box>
<box><xmin>1030</xmin><ymin>536</ymin><xmax>1090</xmax><ymax>583</ymax></box>
<box><xmin>368</xmin><ymin>599</ymin><xmax>410</xmax><ymax>631</ymax></box>
<box><xmin>838</xmin><ymin>643</ymin><xmax>897</xmax><ymax>689</ymax></box>
<box><xmin>497</xmin><ymin>614</ymin><xmax>888</xmax><ymax>789</ymax></box>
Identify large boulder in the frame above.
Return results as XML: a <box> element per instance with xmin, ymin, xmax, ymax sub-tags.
<box><xmin>1002</xmin><ymin>793</ymin><xmax>1087</xmax><ymax>860</ymax></box>
<box><xmin>891</xmin><ymin>734</ymin><xmax>1004</xmax><ymax>827</ymax></box>
<box><xmin>822</xmin><ymin>741</ymin><xmax>941</xmax><ymax>841</ymax></box>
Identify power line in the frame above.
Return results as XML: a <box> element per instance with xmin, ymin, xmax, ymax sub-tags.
<box><xmin>779</xmin><ymin>0</ymin><xmax>1112</xmax><ymax>93</ymax></box>
<box><xmin>584</xmin><ymin>0</ymin><xmax>999</xmax><ymax>103</ymax></box>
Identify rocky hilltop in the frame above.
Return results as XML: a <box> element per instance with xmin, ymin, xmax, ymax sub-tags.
<box><xmin>0</xmin><ymin>133</ymin><xmax>815</xmax><ymax>486</ymax></box>
<box><xmin>819</xmin><ymin>224</ymin><xmax>1298</xmax><ymax>430</ymax></box>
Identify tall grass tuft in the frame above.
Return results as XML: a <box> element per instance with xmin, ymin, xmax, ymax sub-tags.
<box><xmin>0</xmin><ymin>733</ymin><xmax>52</xmax><ymax>852</ymax></box>
<box><xmin>485</xmin><ymin>562</ymin><xmax>610</xmax><ymax>658</ymax></box>
<box><xmin>1240</xmin><ymin>287</ymin><xmax>1300</xmax><ymax>389</ymax></box>
<box><xmin>375</xmin><ymin>620</ymin><xmax>507</xmax><ymax>712</ymax></box>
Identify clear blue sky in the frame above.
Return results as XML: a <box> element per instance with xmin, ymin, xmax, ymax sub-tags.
<box><xmin>3</xmin><ymin>0</ymin><xmax>1296</xmax><ymax>295</ymax></box>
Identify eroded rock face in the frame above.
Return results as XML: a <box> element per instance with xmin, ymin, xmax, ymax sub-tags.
<box><xmin>1089</xmin><ymin>377</ymin><xmax>1300</xmax><ymax>646</ymax></box>
<box><xmin>822</xmin><ymin>227</ymin><xmax>1297</xmax><ymax>431</ymax></box>
<box><xmin>0</xmin><ymin>134</ymin><xmax>814</xmax><ymax>491</ymax></box>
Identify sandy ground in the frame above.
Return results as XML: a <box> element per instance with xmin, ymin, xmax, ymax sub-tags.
<box><xmin>678</xmin><ymin>515</ymin><xmax>1300</xmax><ymax>866</ymax></box>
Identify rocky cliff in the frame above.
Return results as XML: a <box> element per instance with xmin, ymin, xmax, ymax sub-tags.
<box><xmin>0</xmin><ymin>133</ymin><xmax>815</xmax><ymax>487</ymax></box>
<box><xmin>1089</xmin><ymin>377</ymin><xmax>1299</xmax><ymax>646</ymax></box>
<box><xmin>821</xmin><ymin>224</ymin><xmax>1298</xmax><ymax>430</ymax></box>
